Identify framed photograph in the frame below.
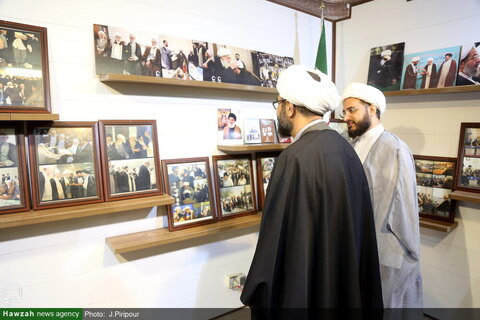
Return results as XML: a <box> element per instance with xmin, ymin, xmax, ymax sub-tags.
<box><xmin>0</xmin><ymin>20</ymin><xmax>51</xmax><ymax>113</ymax></box>
<box><xmin>162</xmin><ymin>157</ymin><xmax>216</xmax><ymax>231</ymax></box>
<box><xmin>256</xmin><ymin>152</ymin><xmax>279</xmax><ymax>210</ymax></box>
<box><xmin>456</xmin><ymin>42</ymin><xmax>480</xmax><ymax>86</ymax></box>
<box><xmin>260</xmin><ymin>119</ymin><xmax>276</xmax><ymax>143</ymax></box>
<box><xmin>99</xmin><ymin>120</ymin><xmax>162</xmax><ymax>201</ymax></box>
<box><xmin>367</xmin><ymin>42</ymin><xmax>405</xmax><ymax>92</ymax></box>
<box><xmin>414</xmin><ymin>155</ymin><xmax>457</xmax><ymax>222</ymax></box>
<box><xmin>251</xmin><ymin>51</ymin><xmax>294</xmax><ymax>88</ymax></box>
<box><xmin>244</xmin><ymin>119</ymin><xmax>261</xmax><ymax>144</ymax></box>
<box><xmin>217</xmin><ymin>108</ymin><xmax>243</xmax><ymax>145</ymax></box>
<box><xmin>213</xmin><ymin>155</ymin><xmax>257</xmax><ymax>220</ymax></box>
<box><xmin>28</xmin><ymin>122</ymin><xmax>104</xmax><ymax>210</ymax></box>
<box><xmin>455</xmin><ymin>123</ymin><xmax>480</xmax><ymax>193</ymax></box>
<box><xmin>274</xmin><ymin>120</ymin><xmax>292</xmax><ymax>144</ymax></box>
<box><xmin>0</xmin><ymin>125</ymin><xmax>30</xmax><ymax>214</ymax></box>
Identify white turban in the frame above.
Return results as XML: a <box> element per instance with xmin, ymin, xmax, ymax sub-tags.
<box><xmin>217</xmin><ymin>48</ymin><xmax>232</xmax><ymax>57</ymax></box>
<box><xmin>342</xmin><ymin>82</ymin><xmax>387</xmax><ymax>115</ymax></box>
<box><xmin>411</xmin><ymin>56</ymin><xmax>420</xmax><ymax>62</ymax></box>
<box><xmin>427</xmin><ymin>57</ymin><xmax>434</xmax><ymax>62</ymax></box>
<box><xmin>461</xmin><ymin>45</ymin><xmax>479</xmax><ymax>61</ymax></box>
<box><xmin>276</xmin><ymin>65</ymin><xmax>340</xmax><ymax>115</ymax></box>
<box><xmin>381</xmin><ymin>49</ymin><xmax>392</xmax><ymax>57</ymax></box>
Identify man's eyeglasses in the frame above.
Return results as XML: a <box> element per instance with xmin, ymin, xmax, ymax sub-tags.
<box><xmin>272</xmin><ymin>99</ymin><xmax>286</xmax><ymax>110</ymax></box>
<box><xmin>341</xmin><ymin>105</ymin><xmax>368</xmax><ymax>117</ymax></box>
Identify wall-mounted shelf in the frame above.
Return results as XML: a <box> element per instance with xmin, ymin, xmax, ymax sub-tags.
<box><xmin>449</xmin><ymin>190</ymin><xmax>480</xmax><ymax>204</ymax></box>
<box><xmin>106</xmin><ymin>213</ymin><xmax>261</xmax><ymax>254</ymax></box>
<box><xmin>0</xmin><ymin>194</ymin><xmax>174</xmax><ymax>229</ymax></box>
<box><xmin>384</xmin><ymin>85</ymin><xmax>480</xmax><ymax>96</ymax></box>
<box><xmin>218</xmin><ymin>143</ymin><xmax>290</xmax><ymax>154</ymax></box>
<box><xmin>419</xmin><ymin>217</ymin><xmax>458</xmax><ymax>233</ymax></box>
<box><xmin>0</xmin><ymin>113</ymin><xmax>59</xmax><ymax>121</ymax></box>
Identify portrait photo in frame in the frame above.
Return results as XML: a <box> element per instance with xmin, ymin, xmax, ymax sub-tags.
<box><xmin>162</xmin><ymin>157</ymin><xmax>216</xmax><ymax>231</ymax></box>
<box><xmin>256</xmin><ymin>152</ymin><xmax>279</xmax><ymax>211</ymax></box>
<box><xmin>99</xmin><ymin>120</ymin><xmax>162</xmax><ymax>201</ymax></box>
<box><xmin>0</xmin><ymin>20</ymin><xmax>51</xmax><ymax>113</ymax></box>
<box><xmin>414</xmin><ymin>155</ymin><xmax>457</xmax><ymax>223</ymax></box>
<box><xmin>28</xmin><ymin>122</ymin><xmax>104</xmax><ymax>210</ymax></box>
<box><xmin>212</xmin><ymin>155</ymin><xmax>257</xmax><ymax>220</ymax></box>
<box><xmin>0</xmin><ymin>124</ymin><xmax>30</xmax><ymax>214</ymax></box>
<box><xmin>455</xmin><ymin>123</ymin><xmax>480</xmax><ymax>193</ymax></box>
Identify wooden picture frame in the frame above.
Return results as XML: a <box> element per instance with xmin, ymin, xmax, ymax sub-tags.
<box><xmin>0</xmin><ymin>124</ymin><xmax>30</xmax><ymax>214</ymax></box>
<box><xmin>98</xmin><ymin>120</ymin><xmax>163</xmax><ymax>201</ymax></box>
<box><xmin>455</xmin><ymin>123</ymin><xmax>480</xmax><ymax>193</ymax></box>
<box><xmin>28</xmin><ymin>122</ymin><xmax>104</xmax><ymax>210</ymax></box>
<box><xmin>162</xmin><ymin>157</ymin><xmax>216</xmax><ymax>231</ymax></box>
<box><xmin>0</xmin><ymin>20</ymin><xmax>51</xmax><ymax>113</ymax></box>
<box><xmin>212</xmin><ymin>154</ymin><xmax>257</xmax><ymax>220</ymax></box>
<box><xmin>256</xmin><ymin>152</ymin><xmax>280</xmax><ymax>211</ymax></box>
<box><xmin>414</xmin><ymin>155</ymin><xmax>457</xmax><ymax>223</ymax></box>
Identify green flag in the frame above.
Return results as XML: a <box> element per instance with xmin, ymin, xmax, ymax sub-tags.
<box><xmin>315</xmin><ymin>20</ymin><xmax>327</xmax><ymax>74</ymax></box>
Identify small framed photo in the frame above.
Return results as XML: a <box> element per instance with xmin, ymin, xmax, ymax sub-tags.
<box><xmin>414</xmin><ymin>155</ymin><xmax>457</xmax><ymax>222</ymax></box>
<box><xmin>260</xmin><ymin>119</ymin><xmax>276</xmax><ymax>143</ymax></box>
<box><xmin>162</xmin><ymin>157</ymin><xmax>216</xmax><ymax>231</ymax></box>
<box><xmin>244</xmin><ymin>119</ymin><xmax>261</xmax><ymax>144</ymax></box>
<box><xmin>0</xmin><ymin>20</ymin><xmax>51</xmax><ymax>113</ymax></box>
<box><xmin>213</xmin><ymin>155</ymin><xmax>257</xmax><ymax>220</ymax></box>
<box><xmin>98</xmin><ymin>120</ymin><xmax>163</xmax><ymax>201</ymax></box>
<box><xmin>256</xmin><ymin>152</ymin><xmax>280</xmax><ymax>210</ymax></box>
<box><xmin>28</xmin><ymin>122</ymin><xmax>104</xmax><ymax>210</ymax></box>
<box><xmin>0</xmin><ymin>125</ymin><xmax>30</xmax><ymax>214</ymax></box>
<box><xmin>455</xmin><ymin>123</ymin><xmax>480</xmax><ymax>193</ymax></box>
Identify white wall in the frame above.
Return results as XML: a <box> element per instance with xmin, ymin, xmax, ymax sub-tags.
<box><xmin>336</xmin><ymin>0</ymin><xmax>480</xmax><ymax>313</ymax></box>
<box><xmin>0</xmin><ymin>0</ymin><xmax>329</xmax><ymax>310</ymax></box>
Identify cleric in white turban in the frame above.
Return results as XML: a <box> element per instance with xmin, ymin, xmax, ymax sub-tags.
<box><xmin>241</xmin><ymin>65</ymin><xmax>384</xmax><ymax>313</ymax></box>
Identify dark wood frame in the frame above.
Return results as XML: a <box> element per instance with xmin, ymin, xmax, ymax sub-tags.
<box><xmin>414</xmin><ymin>155</ymin><xmax>457</xmax><ymax>223</ymax></box>
<box><xmin>162</xmin><ymin>157</ymin><xmax>217</xmax><ymax>231</ymax></box>
<box><xmin>28</xmin><ymin>121</ymin><xmax>104</xmax><ymax>210</ymax></box>
<box><xmin>0</xmin><ymin>20</ymin><xmax>51</xmax><ymax>114</ymax></box>
<box><xmin>212</xmin><ymin>154</ymin><xmax>257</xmax><ymax>220</ymax></box>
<box><xmin>98</xmin><ymin>120</ymin><xmax>163</xmax><ymax>201</ymax></box>
<box><xmin>455</xmin><ymin>123</ymin><xmax>480</xmax><ymax>194</ymax></box>
<box><xmin>255</xmin><ymin>152</ymin><xmax>280</xmax><ymax>211</ymax></box>
<box><xmin>0</xmin><ymin>123</ymin><xmax>30</xmax><ymax>214</ymax></box>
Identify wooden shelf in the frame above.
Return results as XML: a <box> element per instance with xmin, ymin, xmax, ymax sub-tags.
<box><xmin>0</xmin><ymin>194</ymin><xmax>174</xmax><ymax>229</ymax></box>
<box><xmin>218</xmin><ymin>143</ymin><xmax>290</xmax><ymax>154</ymax></box>
<box><xmin>384</xmin><ymin>85</ymin><xmax>480</xmax><ymax>96</ymax></box>
<box><xmin>449</xmin><ymin>190</ymin><xmax>480</xmax><ymax>203</ymax></box>
<box><xmin>419</xmin><ymin>217</ymin><xmax>458</xmax><ymax>233</ymax></box>
<box><xmin>106</xmin><ymin>213</ymin><xmax>261</xmax><ymax>254</ymax></box>
<box><xmin>0</xmin><ymin>113</ymin><xmax>59</xmax><ymax>121</ymax></box>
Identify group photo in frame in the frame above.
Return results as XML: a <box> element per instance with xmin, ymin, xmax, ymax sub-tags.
<box><xmin>414</xmin><ymin>155</ymin><xmax>457</xmax><ymax>222</ymax></box>
<box><xmin>212</xmin><ymin>155</ymin><xmax>256</xmax><ymax>220</ymax></box>
<box><xmin>99</xmin><ymin>120</ymin><xmax>162</xmax><ymax>201</ymax></box>
<box><xmin>0</xmin><ymin>125</ymin><xmax>30</xmax><ymax>214</ymax></box>
<box><xmin>0</xmin><ymin>20</ymin><xmax>51</xmax><ymax>113</ymax></box>
<box><xmin>456</xmin><ymin>123</ymin><xmax>480</xmax><ymax>192</ymax></box>
<box><xmin>28</xmin><ymin>122</ymin><xmax>104</xmax><ymax>210</ymax></box>
<box><xmin>256</xmin><ymin>152</ymin><xmax>279</xmax><ymax>210</ymax></box>
<box><xmin>162</xmin><ymin>157</ymin><xmax>216</xmax><ymax>231</ymax></box>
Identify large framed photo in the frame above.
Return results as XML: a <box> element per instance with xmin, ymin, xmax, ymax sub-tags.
<box><xmin>455</xmin><ymin>123</ymin><xmax>480</xmax><ymax>193</ymax></box>
<box><xmin>28</xmin><ymin>122</ymin><xmax>104</xmax><ymax>210</ymax></box>
<box><xmin>99</xmin><ymin>120</ymin><xmax>162</xmax><ymax>201</ymax></box>
<box><xmin>256</xmin><ymin>152</ymin><xmax>279</xmax><ymax>210</ymax></box>
<box><xmin>0</xmin><ymin>20</ymin><xmax>51</xmax><ymax>113</ymax></box>
<box><xmin>213</xmin><ymin>155</ymin><xmax>257</xmax><ymax>220</ymax></box>
<box><xmin>0</xmin><ymin>125</ymin><xmax>30</xmax><ymax>214</ymax></box>
<box><xmin>162</xmin><ymin>157</ymin><xmax>216</xmax><ymax>231</ymax></box>
<box><xmin>414</xmin><ymin>155</ymin><xmax>457</xmax><ymax>222</ymax></box>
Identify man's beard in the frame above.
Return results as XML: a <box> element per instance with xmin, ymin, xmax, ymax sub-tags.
<box><xmin>221</xmin><ymin>58</ymin><xmax>230</xmax><ymax>69</ymax></box>
<box><xmin>347</xmin><ymin>111</ymin><xmax>371</xmax><ymax>138</ymax></box>
<box><xmin>463</xmin><ymin>63</ymin><xmax>478</xmax><ymax>77</ymax></box>
<box><xmin>277</xmin><ymin>107</ymin><xmax>293</xmax><ymax>138</ymax></box>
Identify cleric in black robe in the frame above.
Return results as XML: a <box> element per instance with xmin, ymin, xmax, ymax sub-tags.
<box><xmin>240</xmin><ymin>65</ymin><xmax>383</xmax><ymax>316</ymax></box>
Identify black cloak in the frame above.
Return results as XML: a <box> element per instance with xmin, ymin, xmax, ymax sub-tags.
<box><xmin>240</xmin><ymin>123</ymin><xmax>383</xmax><ymax>317</ymax></box>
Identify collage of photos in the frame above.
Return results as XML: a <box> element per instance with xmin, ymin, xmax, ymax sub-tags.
<box><xmin>256</xmin><ymin>153</ymin><xmax>278</xmax><ymax>210</ymax></box>
<box><xmin>0</xmin><ymin>129</ymin><xmax>24</xmax><ymax>212</ymax></box>
<box><xmin>163</xmin><ymin>158</ymin><xmax>215</xmax><ymax>230</ymax></box>
<box><xmin>415</xmin><ymin>156</ymin><xmax>456</xmax><ymax>221</ymax></box>
<box><xmin>367</xmin><ymin>42</ymin><xmax>405</xmax><ymax>91</ymax></box>
<box><xmin>458</xmin><ymin>126</ymin><xmax>480</xmax><ymax>191</ymax></box>
<box><xmin>214</xmin><ymin>156</ymin><xmax>256</xmax><ymax>219</ymax></box>
<box><xmin>0</xmin><ymin>21</ymin><xmax>48</xmax><ymax>110</ymax></box>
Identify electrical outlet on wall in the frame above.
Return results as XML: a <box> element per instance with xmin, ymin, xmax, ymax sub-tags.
<box><xmin>225</xmin><ymin>273</ymin><xmax>246</xmax><ymax>289</ymax></box>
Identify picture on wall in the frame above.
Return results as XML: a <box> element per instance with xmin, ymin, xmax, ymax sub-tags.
<box><xmin>213</xmin><ymin>155</ymin><xmax>256</xmax><ymax>220</ymax></box>
<box><xmin>456</xmin><ymin>123</ymin><xmax>480</xmax><ymax>193</ymax></box>
<box><xmin>99</xmin><ymin>120</ymin><xmax>162</xmax><ymax>201</ymax></box>
<box><xmin>260</xmin><ymin>119</ymin><xmax>276</xmax><ymax>143</ymax></box>
<box><xmin>367</xmin><ymin>42</ymin><xmax>405</xmax><ymax>91</ymax></box>
<box><xmin>244</xmin><ymin>119</ymin><xmax>261</xmax><ymax>144</ymax></box>
<box><xmin>162</xmin><ymin>157</ymin><xmax>216</xmax><ymax>231</ymax></box>
<box><xmin>414</xmin><ymin>155</ymin><xmax>456</xmax><ymax>222</ymax></box>
<box><xmin>0</xmin><ymin>20</ymin><xmax>51</xmax><ymax>113</ymax></box>
<box><xmin>0</xmin><ymin>125</ymin><xmax>29</xmax><ymax>214</ymax></box>
<box><xmin>256</xmin><ymin>152</ymin><xmax>279</xmax><ymax>210</ymax></box>
<box><xmin>28</xmin><ymin>122</ymin><xmax>104</xmax><ymax>209</ymax></box>
<box><xmin>328</xmin><ymin>119</ymin><xmax>352</xmax><ymax>143</ymax></box>
<box><xmin>401</xmin><ymin>46</ymin><xmax>461</xmax><ymax>90</ymax></box>
<box><xmin>217</xmin><ymin>108</ymin><xmax>243</xmax><ymax>145</ymax></box>
<box><xmin>456</xmin><ymin>42</ymin><xmax>480</xmax><ymax>86</ymax></box>
<box><xmin>251</xmin><ymin>51</ymin><xmax>294</xmax><ymax>88</ymax></box>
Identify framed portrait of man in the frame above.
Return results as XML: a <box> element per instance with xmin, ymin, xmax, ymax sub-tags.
<box><xmin>455</xmin><ymin>123</ymin><xmax>480</xmax><ymax>194</ymax></box>
<box><xmin>0</xmin><ymin>125</ymin><xmax>30</xmax><ymax>214</ymax></box>
<box><xmin>98</xmin><ymin>120</ymin><xmax>163</xmax><ymax>201</ymax></box>
<box><xmin>212</xmin><ymin>155</ymin><xmax>257</xmax><ymax>220</ymax></box>
<box><xmin>255</xmin><ymin>152</ymin><xmax>279</xmax><ymax>211</ymax></box>
<box><xmin>162</xmin><ymin>157</ymin><xmax>216</xmax><ymax>231</ymax></box>
<box><xmin>0</xmin><ymin>20</ymin><xmax>51</xmax><ymax>113</ymax></box>
<box><xmin>28</xmin><ymin>122</ymin><xmax>104</xmax><ymax>210</ymax></box>
<box><xmin>366</xmin><ymin>42</ymin><xmax>405</xmax><ymax>92</ymax></box>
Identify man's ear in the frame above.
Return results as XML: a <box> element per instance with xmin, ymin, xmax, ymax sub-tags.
<box><xmin>285</xmin><ymin>101</ymin><xmax>295</xmax><ymax>117</ymax></box>
<box><xmin>368</xmin><ymin>104</ymin><xmax>377</xmax><ymax>116</ymax></box>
